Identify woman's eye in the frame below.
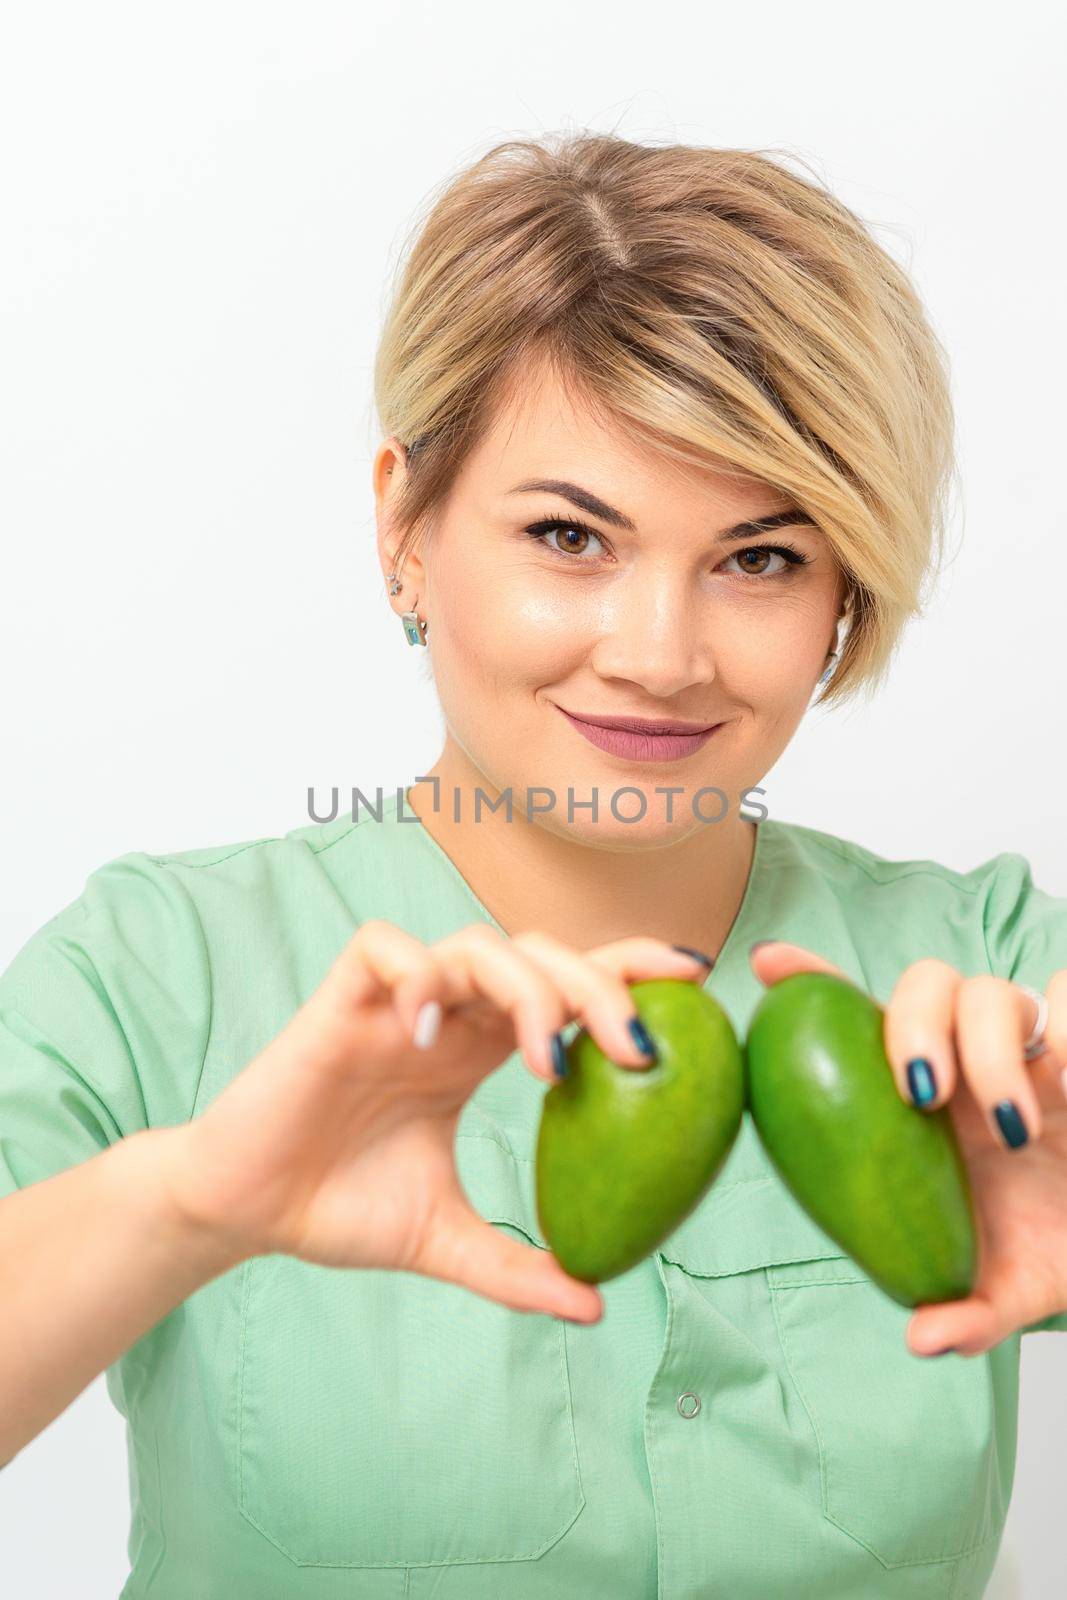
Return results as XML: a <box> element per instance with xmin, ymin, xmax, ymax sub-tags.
<box><xmin>524</xmin><ymin>519</ymin><xmax>606</xmax><ymax>560</ymax></box>
<box><xmin>724</xmin><ymin>543</ymin><xmax>808</xmax><ymax>579</ymax></box>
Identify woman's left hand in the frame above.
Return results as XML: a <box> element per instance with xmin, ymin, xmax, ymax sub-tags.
<box><xmin>749</xmin><ymin>943</ymin><xmax>1067</xmax><ymax>1357</ymax></box>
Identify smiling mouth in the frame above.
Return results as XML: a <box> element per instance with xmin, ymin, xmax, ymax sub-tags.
<box><xmin>553</xmin><ymin>704</ymin><xmax>724</xmax><ymax>762</ymax></box>
<box><xmin>557</xmin><ymin>709</ymin><xmax>720</xmax><ymax>734</ymax></box>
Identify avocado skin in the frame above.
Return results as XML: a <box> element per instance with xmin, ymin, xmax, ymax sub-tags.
<box><xmin>536</xmin><ymin>979</ymin><xmax>744</xmax><ymax>1283</ymax></box>
<box><xmin>745</xmin><ymin>972</ymin><xmax>978</xmax><ymax>1307</ymax></box>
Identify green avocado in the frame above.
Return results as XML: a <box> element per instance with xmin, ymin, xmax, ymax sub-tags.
<box><xmin>745</xmin><ymin>971</ymin><xmax>977</xmax><ymax>1306</ymax></box>
<box><xmin>535</xmin><ymin>978</ymin><xmax>744</xmax><ymax>1282</ymax></box>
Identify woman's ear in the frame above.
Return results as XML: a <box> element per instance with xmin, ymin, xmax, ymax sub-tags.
<box><xmin>373</xmin><ymin>436</ymin><xmax>408</xmax><ymax>499</ymax></box>
<box><xmin>374</xmin><ymin>438</ymin><xmax>425</xmax><ymax>604</ymax></box>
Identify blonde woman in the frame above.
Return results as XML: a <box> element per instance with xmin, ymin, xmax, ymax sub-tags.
<box><xmin>2</xmin><ymin>133</ymin><xmax>1065</xmax><ymax>1599</ymax></box>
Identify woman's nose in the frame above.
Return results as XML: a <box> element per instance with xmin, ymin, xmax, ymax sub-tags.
<box><xmin>587</xmin><ymin>578</ymin><xmax>716</xmax><ymax>695</ymax></box>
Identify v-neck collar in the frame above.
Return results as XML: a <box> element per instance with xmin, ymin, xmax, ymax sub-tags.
<box><xmin>395</xmin><ymin>782</ymin><xmax>775</xmax><ymax>993</ymax></box>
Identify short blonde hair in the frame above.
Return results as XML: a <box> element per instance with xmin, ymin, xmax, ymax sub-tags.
<box><xmin>373</xmin><ymin>132</ymin><xmax>958</xmax><ymax>706</ymax></box>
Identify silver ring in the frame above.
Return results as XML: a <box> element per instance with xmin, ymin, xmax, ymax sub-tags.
<box><xmin>1016</xmin><ymin>982</ymin><xmax>1049</xmax><ymax>1061</ymax></box>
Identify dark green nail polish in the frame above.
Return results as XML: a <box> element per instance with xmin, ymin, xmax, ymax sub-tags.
<box><xmin>671</xmin><ymin>943</ymin><xmax>715</xmax><ymax>969</ymax></box>
<box><xmin>906</xmin><ymin>1057</ymin><xmax>937</xmax><ymax>1106</ymax></box>
<box><xmin>994</xmin><ymin>1099</ymin><xmax>1028</xmax><ymax>1149</ymax></box>
<box><xmin>628</xmin><ymin>1015</ymin><xmax>658</xmax><ymax>1060</ymax></box>
<box><xmin>550</xmin><ymin>1032</ymin><xmax>568</xmax><ymax>1078</ymax></box>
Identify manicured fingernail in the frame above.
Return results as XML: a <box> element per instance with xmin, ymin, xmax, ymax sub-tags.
<box><xmin>550</xmin><ymin>1031</ymin><xmax>568</xmax><ymax>1078</ymax></box>
<box><xmin>671</xmin><ymin>943</ymin><xmax>715</xmax><ymax>969</ymax></box>
<box><xmin>412</xmin><ymin>1000</ymin><xmax>442</xmax><ymax>1049</ymax></box>
<box><xmin>906</xmin><ymin>1057</ymin><xmax>937</xmax><ymax>1106</ymax></box>
<box><xmin>994</xmin><ymin>1100</ymin><xmax>1029</xmax><ymax>1150</ymax></box>
<box><xmin>750</xmin><ymin>940</ymin><xmax>776</xmax><ymax>956</ymax></box>
<box><xmin>628</xmin><ymin>1015</ymin><xmax>658</xmax><ymax>1060</ymax></box>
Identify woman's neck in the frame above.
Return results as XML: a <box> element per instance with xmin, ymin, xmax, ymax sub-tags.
<box><xmin>404</xmin><ymin>749</ymin><xmax>758</xmax><ymax>964</ymax></box>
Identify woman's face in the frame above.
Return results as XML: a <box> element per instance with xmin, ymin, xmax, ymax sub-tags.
<box><xmin>379</xmin><ymin>363</ymin><xmax>846</xmax><ymax>849</ymax></box>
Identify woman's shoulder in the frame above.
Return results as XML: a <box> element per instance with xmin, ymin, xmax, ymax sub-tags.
<box><xmin>763</xmin><ymin>813</ymin><xmax>1033</xmax><ymax>898</ymax></box>
<box><xmin>141</xmin><ymin>789</ymin><xmax>407</xmax><ymax>876</ymax></box>
<box><xmin>43</xmin><ymin>794</ymin><xmax>422</xmax><ymax>969</ymax></box>
<box><xmin>762</xmin><ymin>815</ymin><xmax>1064</xmax><ymax>988</ymax></box>
<box><xmin>85</xmin><ymin>795</ymin><xmax>392</xmax><ymax>895</ymax></box>
<box><xmin>7</xmin><ymin>804</ymin><xmax>378</xmax><ymax>975</ymax></box>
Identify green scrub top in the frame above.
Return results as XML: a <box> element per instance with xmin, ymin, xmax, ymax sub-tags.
<box><xmin>1</xmin><ymin>789</ymin><xmax>1066</xmax><ymax>1600</ymax></box>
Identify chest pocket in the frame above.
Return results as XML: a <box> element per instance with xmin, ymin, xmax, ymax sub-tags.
<box><xmin>657</xmin><ymin>1162</ymin><xmax>1003</xmax><ymax>1573</ymax></box>
<box><xmin>765</xmin><ymin>1253</ymin><xmax>1004</xmax><ymax>1569</ymax></box>
<box><xmin>233</xmin><ymin>1132</ymin><xmax>584</xmax><ymax>1569</ymax></box>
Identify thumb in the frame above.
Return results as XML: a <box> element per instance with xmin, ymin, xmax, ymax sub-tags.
<box><xmin>749</xmin><ymin>940</ymin><xmax>850</xmax><ymax>987</ymax></box>
<box><xmin>905</xmin><ymin>1293</ymin><xmax>1008</xmax><ymax>1358</ymax></box>
<box><xmin>416</xmin><ymin>1191</ymin><xmax>604</xmax><ymax>1323</ymax></box>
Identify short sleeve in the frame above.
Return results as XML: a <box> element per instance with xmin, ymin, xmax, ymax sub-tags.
<box><xmin>981</xmin><ymin>851</ymin><xmax>1067</xmax><ymax>1334</ymax></box>
<box><xmin>0</xmin><ymin>851</ymin><xmax>212</xmax><ymax>1202</ymax></box>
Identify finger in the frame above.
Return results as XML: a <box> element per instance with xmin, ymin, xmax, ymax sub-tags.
<box><xmin>415</xmin><ymin>1189</ymin><xmax>604</xmax><ymax>1322</ymax></box>
<box><xmin>883</xmin><ymin>959</ymin><xmax>963</xmax><ymax>1111</ymax></box>
<box><xmin>905</xmin><ymin>1289</ymin><xmax>1016</xmax><ymax>1359</ymax></box>
<box><xmin>408</xmin><ymin>925</ymin><xmax>581</xmax><ymax>1081</ymax></box>
<box><xmin>328</xmin><ymin>924</ymin><xmax>683</xmax><ymax>1085</ymax></box>
<box><xmin>391</xmin><ymin>959</ymin><xmax>457</xmax><ymax>1047</ymax></box>
<box><xmin>747</xmin><ymin>940</ymin><xmax>849</xmax><ymax>986</ymax></box>
<box><xmin>1050</xmin><ymin>971</ymin><xmax>1067</xmax><ymax>1089</ymax></box>
<box><xmin>510</xmin><ymin>930</ymin><xmax>705</xmax><ymax>1074</ymax></box>
<box><xmin>1024</xmin><ymin>972</ymin><xmax>1067</xmax><ymax>1073</ymax></box>
<box><xmin>313</xmin><ymin>921</ymin><xmax>470</xmax><ymax>1043</ymax></box>
<box><xmin>578</xmin><ymin>934</ymin><xmax>717</xmax><ymax>984</ymax></box>
<box><xmin>1014</xmin><ymin>974</ymin><xmax>1067</xmax><ymax>1106</ymax></box>
<box><xmin>387</xmin><ymin>931</ymin><xmax>711</xmax><ymax>1061</ymax></box>
<box><xmin>955</xmin><ymin>976</ymin><xmax>1043</xmax><ymax>1150</ymax></box>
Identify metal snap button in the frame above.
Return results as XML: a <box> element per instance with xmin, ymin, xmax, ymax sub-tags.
<box><xmin>677</xmin><ymin>1391</ymin><xmax>701</xmax><ymax>1418</ymax></box>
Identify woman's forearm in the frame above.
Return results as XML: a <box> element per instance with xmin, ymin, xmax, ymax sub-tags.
<box><xmin>0</xmin><ymin>1126</ymin><xmax>249</xmax><ymax>1467</ymax></box>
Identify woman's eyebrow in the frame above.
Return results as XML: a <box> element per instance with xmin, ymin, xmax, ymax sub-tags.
<box><xmin>507</xmin><ymin>479</ymin><xmax>818</xmax><ymax>542</ymax></box>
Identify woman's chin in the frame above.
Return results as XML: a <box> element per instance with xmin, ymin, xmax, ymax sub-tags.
<box><xmin>534</xmin><ymin>807</ymin><xmax>726</xmax><ymax>853</ymax></box>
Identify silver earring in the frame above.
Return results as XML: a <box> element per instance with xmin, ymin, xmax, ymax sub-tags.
<box><xmin>388</xmin><ymin>571</ymin><xmax>428</xmax><ymax>644</ymax></box>
<box><xmin>817</xmin><ymin>612</ymin><xmax>849</xmax><ymax>687</ymax></box>
<box><xmin>402</xmin><ymin>609</ymin><xmax>428</xmax><ymax>646</ymax></box>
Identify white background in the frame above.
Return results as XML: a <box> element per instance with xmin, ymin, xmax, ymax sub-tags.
<box><xmin>1</xmin><ymin>2</ymin><xmax>1065</xmax><ymax>1595</ymax></box>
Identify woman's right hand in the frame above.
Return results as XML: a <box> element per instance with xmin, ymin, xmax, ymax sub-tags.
<box><xmin>158</xmin><ymin>921</ymin><xmax>712</xmax><ymax>1321</ymax></box>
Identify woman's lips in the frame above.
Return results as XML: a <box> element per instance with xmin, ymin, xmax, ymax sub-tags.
<box><xmin>555</xmin><ymin>705</ymin><xmax>723</xmax><ymax>762</ymax></box>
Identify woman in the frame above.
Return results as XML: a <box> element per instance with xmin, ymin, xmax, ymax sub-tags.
<box><xmin>1</xmin><ymin>132</ymin><xmax>1065</xmax><ymax>1600</ymax></box>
